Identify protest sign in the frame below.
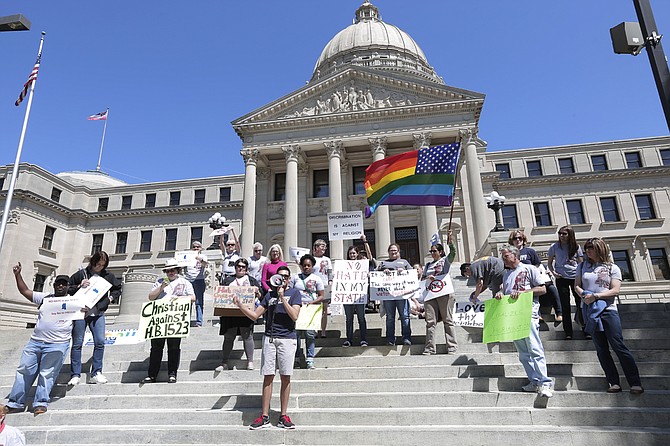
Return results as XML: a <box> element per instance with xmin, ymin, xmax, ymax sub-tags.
<box><xmin>174</xmin><ymin>250</ymin><xmax>198</xmax><ymax>267</ymax></box>
<box><xmin>84</xmin><ymin>328</ymin><xmax>143</xmax><ymax>346</ymax></box>
<box><xmin>327</xmin><ymin>211</ymin><xmax>364</xmax><ymax>241</ymax></box>
<box><xmin>369</xmin><ymin>270</ymin><xmax>419</xmax><ymax>301</ymax></box>
<box><xmin>40</xmin><ymin>296</ymin><xmax>86</xmax><ymax>321</ymax></box>
<box><xmin>213</xmin><ymin>286</ymin><xmax>257</xmax><ymax>310</ymax></box>
<box><xmin>419</xmin><ymin>274</ymin><xmax>455</xmax><ymax>302</ymax></box>
<box><xmin>453</xmin><ymin>299</ymin><xmax>486</xmax><ymax>328</ymax></box>
<box><xmin>138</xmin><ymin>297</ymin><xmax>192</xmax><ymax>340</ymax></box>
<box><xmin>289</xmin><ymin>246</ymin><xmax>311</xmax><ymax>264</ymax></box>
<box><xmin>331</xmin><ymin>259</ymin><xmax>369</xmax><ymax>304</ymax></box>
<box><xmin>482</xmin><ymin>291</ymin><xmax>533</xmax><ymax>343</ymax></box>
<box><xmin>296</xmin><ymin>303</ymin><xmax>323</xmax><ymax>331</ymax></box>
<box><xmin>72</xmin><ymin>275</ymin><xmax>112</xmax><ymax>312</ymax></box>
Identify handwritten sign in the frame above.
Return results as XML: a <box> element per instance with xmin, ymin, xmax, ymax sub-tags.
<box><xmin>331</xmin><ymin>260</ymin><xmax>369</xmax><ymax>304</ymax></box>
<box><xmin>84</xmin><ymin>328</ymin><xmax>143</xmax><ymax>346</ymax></box>
<box><xmin>72</xmin><ymin>275</ymin><xmax>112</xmax><ymax>312</ymax></box>
<box><xmin>482</xmin><ymin>292</ymin><xmax>533</xmax><ymax>343</ymax></box>
<box><xmin>138</xmin><ymin>297</ymin><xmax>192</xmax><ymax>340</ymax></box>
<box><xmin>212</xmin><ymin>286</ymin><xmax>257</xmax><ymax>310</ymax></box>
<box><xmin>369</xmin><ymin>270</ymin><xmax>419</xmax><ymax>301</ymax></box>
<box><xmin>289</xmin><ymin>246</ymin><xmax>311</xmax><ymax>264</ymax></box>
<box><xmin>454</xmin><ymin>299</ymin><xmax>486</xmax><ymax>328</ymax></box>
<box><xmin>327</xmin><ymin>211</ymin><xmax>364</xmax><ymax>241</ymax></box>
<box><xmin>40</xmin><ymin>296</ymin><xmax>86</xmax><ymax>321</ymax></box>
<box><xmin>174</xmin><ymin>250</ymin><xmax>198</xmax><ymax>267</ymax></box>
<box><xmin>419</xmin><ymin>274</ymin><xmax>455</xmax><ymax>302</ymax></box>
<box><xmin>295</xmin><ymin>303</ymin><xmax>323</xmax><ymax>331</ymax></box>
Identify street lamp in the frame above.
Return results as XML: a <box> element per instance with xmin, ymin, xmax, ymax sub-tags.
<box><xmin>486</xmin><ymin>191</ymin><xmax>507</xmax><ymax>232</ymax></box>
<box><xmin>207</xmin><ymin>212</ymin><xmax>229</xmax><ymax>249</ymax></box>
<box><xmin>0</xmin><ymin>14</ymin><xmax>31</xmax><ymax>32</ymax></box>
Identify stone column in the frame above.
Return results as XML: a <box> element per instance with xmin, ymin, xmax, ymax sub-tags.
<box><xmin>325</xmin><ymin>140</ymin><xmax>344</xmax><ymax>260</ymax></box>
<box><xmin>369</xmin><ymin>137</ymin><xmax>391</xmax><ymax>257</ymax></box>
<box><xmin>115</xmin><ymin>271</ymin><xmax>158</xmax><ymax>327</ymax></box>
<box><xmin>414</xmin><ymin>133</ymin><xmax>438</xmax><ymax>258</ymax></box>
<box><xmin>240</xmin><ymin>149</ymin><xmax>260</xmax><ymax>257</ymax></box>
<box><xmin>460</xmin><ymin>129</ymin><xmax>489</xmax><ymax>251</ymax></box>
<box><xmin>282</xmin><ymin>145</ymin><xmax>301</xmax><ymax>259</ymax></box>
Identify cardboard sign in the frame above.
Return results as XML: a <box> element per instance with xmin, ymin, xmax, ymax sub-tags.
<box><xmin>419</xmin><ymin>274</ymin><xmax>455</xmax><ymax>302</ymax></box>
<box><xmin>138</xmin><ymin>297</ymin><xmax>192</xmax><ymax>340</ymax></box>
<box><xmin>331</xmin><ymin>260</ymin><xmax>369</xmax><ymax>304</ymax></box>
<box><xmin>482</xmin><ymin>291</ymin><xmax>533</xmax><ymax>343</ymax></box>
<box><xmin>289</xmin><ymin>246</ymin><xmax>311</xmax><ymax>264</ymax></box>
<box><xmin>295</xmin><ymin>303</ymin><xmax>322</xmax><ymax>331</ymax></box>
<box><xmin>369</xmin><ymin>270</ymin><xmax>419</xmax><ymax>301</ymax></box>
<box><xmin>72</xmin><ymin>275</ymin><xmax>112</xmax><ymax>312</ymax></box>
<box><xmin>327</xmin><ymin>211</ymin><xmax>364</xmax><ymax>241</ymax></box>
<box><xmin>454</xmin><ymin>299</ymin><xmax>486</xmax><ymax>328</ymax></box>
<box><xmin>40</xmin><ymin>296</ymin><xmax>86</xmax><ymax>321</ymax></box>
<box><xmin>212</xmin><ymin>286</ymin><xmax>257</xmax><ymax>310</ymax></box>
<box><xmin>174</xmin><ymin>250</ymin><xmax>198</xmax><ymax>267</ymax></box>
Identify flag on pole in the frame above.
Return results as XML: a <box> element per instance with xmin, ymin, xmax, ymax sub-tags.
<box><xmin>15</xmin><ymin>54</ymin><xmax>41</xmax><ymax>106</ymax></box>
<box><xmin>430</xmin><ymin>232</ymin><xmax>440</xmax><ymax>245</ymax></box>
<box><xmin>364</xmin><ymin>142</ymin><xmax>461</xmax><ymax>217</ymax></box>
<box><xmin>88</xmin><ymin>111</ymin><xmax>108</xmax><ymax>121</ymax></box>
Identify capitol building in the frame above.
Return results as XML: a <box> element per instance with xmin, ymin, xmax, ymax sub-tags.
<box><xmin>1</xmin><ymin>1</ymin><xmax>669</xmax><ymax>327</ymax></box>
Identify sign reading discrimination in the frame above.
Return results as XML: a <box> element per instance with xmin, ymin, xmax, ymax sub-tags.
<box><xmin>418</xmin><ymin>274</ymin><xmax>455</xmax><ymax>302</ymax></box>
<box><xmin>482</xmin><ymin>291</ymin><xmax>533</xmax><ymax>343</ymax></box>
<box><xmin>174</xmin><ymin>250</ymin><xmax>198</xmax><ymax>267</ymax></box>
<box><xmin>327</xmin><ymin>211</ymin><xmax>364</xmax><ymax>241</ymax></box>
<box><xmin>453</xmin><ymin>299</ymin><xmax>486</xmax><ymax>328</ymax></box>
<box><xmin>138</xmin><ymin>297</ymin><xmax>192</xmax><ymax>340</ymax></box>
<box><xmin>369</xmin><ymin>270</ymin><xmax>419</xmax><ymax>301</ymax></box>
<box><xmin>331</xmin><ymin>260</ymin><xmax>369</xmax><ymax>304</ymax></box>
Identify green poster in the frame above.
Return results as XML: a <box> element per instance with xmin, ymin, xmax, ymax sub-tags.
<box><xmin>482</xmin><ymin>291</ymin><xmax>533</xmax><ymax>343</ymax></box>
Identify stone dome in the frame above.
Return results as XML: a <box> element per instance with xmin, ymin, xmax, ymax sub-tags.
<box><xmin>311</xmin><ymin>1</ymin><xmax>443</xmax><ymax>84</ymax></box>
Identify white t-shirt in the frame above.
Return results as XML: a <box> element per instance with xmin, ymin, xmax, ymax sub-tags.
<box><xmin>290</xmin><ymin>273</ymin><xmax>325</xmax><ymax>305</ymax></box>
<box><xmin>151</xmin><ymin>277</ymin><xmax>195</xmax><ymax>299</ymax></box>
<box><xmin>0</xmin><ymin>423</ymin><xmax>26</xmax><ymax>446</ymax></box>
<box><xmin>578</xmin><ymin>262</ymin><xmax>622</xmax><ymax>310</ymax></box>
<box><xmin>312</xmin><ymin>255</ymin><xmax>332</xmax><ymax>285</ymax></box>
<box><xmin>247</xmin><ymin>255</ymin><xmax>267</xmax><ymax>282</ymax></box>
<box><xmin>221</xmin><ymin>251</ymin><xmax>240</xmax><ymax>276</ymax></box>
<box><xmin>184</xmin><ymin>254</ymin><xmax>208</xmax><ymax>281</ymax></box>
<box><xmin>501</xmin><ymin>263</ymin><xmax>544</xmax><ymax>298</ymax></box>
<box><xmin>31</xmin><ymin>292</ymin><xmax>72</xmax><ymax>344</ymax></box>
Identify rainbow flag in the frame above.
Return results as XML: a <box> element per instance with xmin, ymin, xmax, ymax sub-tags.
<box><xmin>365</xmin><ymin>143</ymin><xmax>460</xmax><ymax>216</ymax></box>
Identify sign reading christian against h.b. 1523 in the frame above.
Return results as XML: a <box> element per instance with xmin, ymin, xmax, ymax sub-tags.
<box><xmin>138</xmin><ymin>297</ymin><xmax>192</xmax><ymax>340</ymax></box>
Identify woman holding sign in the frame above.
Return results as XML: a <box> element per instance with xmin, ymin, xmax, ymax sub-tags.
<box><xmin>216</xmin><ymin>258</ymin><xmax>262</xmax><ymax>371</ymax></box>
<box><xmin>421</xmin><ymin>234</ymin><xmax>457</xmax><ymax>355</ymax></box>
<box><xmin>290</xmin><ymin>254</ymin><xmax>324</xmax><ymax>369</ymax></box>
<box><xmin>342</xmin><ymin>246</ymin><xmax>368</xmax><ymax>347</ymax></box>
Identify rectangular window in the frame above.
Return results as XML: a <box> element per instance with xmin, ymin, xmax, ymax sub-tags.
<box><xmin>566</xmin><ymin>199</ymin><xmax>585</xmax><ymax>225</ymax></box>
<box><xmin>649</xmin><ymin>248</ymin><xmax>670</xmax><ymax>280</ymax></box>
<box><xmin>121</xmin><ymin>195</ymin><xmax>132</xmax><ymax>210</ymax></box>
<box><xmin>313</xmin><ymin>169</ymin><xmax>329</xmax><ymax>198</ymax></box>
<box><xmin>600</xmin><ymin>197</ymin><xmax>620</xmax><ymax>222</ymax></box>
<box><xmin>98</xmin><ymin>197</ymin><xmax>109</xmax><ymax>212</ymax></box>
<box><xmin>591</xmin><ymin>154</ymin><xmax>608</xmax><ymax>171</ymax></box>
<box><xmin>145</xmin><ymin>193</ymin><xmax>156</xmax><ymax>208</ymax></box>
<box><xmin>533</xmin><ymin>202</ymin><xmax>552</xmax><ymax>227</ymax></box>
<box><xmin>274</xmin><ymin>173</ymin><xmax>286</xmax><ymax>201</ymax></box>
<box><xmin>51</xmin><ymin>187</ymin><xmax>61</xmax><ymax>202</ymax></box>
<box><xmin>194</xmin><ymin>189</ymin><xmax>206</xmax><ymax>204</ymax></box>
<box><xmin>625</xmin><ymin>151</ymin><xmax>642</xmax><ymax>169</ymax></box>
<box><xmin>115</xmin><ymin>232</ymin><xmax>128</xmax><ymax>254</ymax></box>
<box><xmin>495</xmin><ymin>163</ymin><xmax>511</xmax><ymax>179</ymax></box>
<box><xmin>526</xmin><ymin>160</ymin><xmax>543</xmax><ymax>177</ymax></box>
<box><xmin>190</xmin><ymin>226</ymin><xmax>203</xmax><ymax>246</ymax></box>
<box><xmin>558</xmin><ymin>158</ymin><xmax>575</xmax><ymax>174</ymax></box>
<box><xmin>169</xmin><ymin>191</ymin><xmax>181</xmax><ymax>206</ymax></box>
<box><xmin>33</xmin><ymin>274</ymin><xmax>47</xmax><ymax>292</ymax></box>
<box><xmin>352</xmin><ymin>166</ymin><xmax>367</xmax><ymax>195</ymax></box>
<box><xmin>140</xmin><ymin>230</ymin><xmax>152</xmax><ymax>252</ymax></box>
<box><xmin>91</xmin><ymin>234</ymin><xmax>104</xmax><ymax>255</ymax></box>
<box><xmin>42</xmin><ymin>226</ymin><xmax>56</xmax><ymax>250</ymax></box>
<box><xmin>394</xmin><ymin>226</ymin><xmax>420</xmax><ymax>266</ymax></box>
<box><xmin>635</xmin><ymin>194</ymin><xmax>657</xmax><ymax>220</ymax></box>
<box><xmin>661</xmin><ymin>148</ymin><xmax>670</xmax><ymax>166</ymax></box>
<box><xmin>612</xmin><ymin>250</ymin><xmax>634</xmax><ymax>282</ymax></box>
<box><xmin>165</xmin><ymin>228</ymin><xmax>178</xmax><ymax>251</ymax></box>
<box><xmin>502</xmin><ymin>204</ymin><xmax>519</xmax><ymax>229</ymax></box>
<box><xmin>219</xmin><ymin>187</ymin><xmax>231</xmax><ymax>202</ymax></box>
<box><xmin>0</xmin><ymin>177</ymin><xmax>4</xmax><ymax>190</ymax></box>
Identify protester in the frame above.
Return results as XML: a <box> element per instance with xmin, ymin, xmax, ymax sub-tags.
<box><xmin>185</xmin><ymin>241</ymin><xmax>208</xmax><ymax>327</ymax></box>
<box><xmin>67</xmin><ymin>251</ymin><xmax>122</xmax><ymax>386</ymax></box>
<box><xmin>290</xmin><ymin>254</ymin><xmax>325</xmax><ymax>369</ymax></box>
<box><xmin>260</xmin><ymin>244</ymin><xmax>288</xmax><ymax>293</ymax></box>
<box><xmin>575</xmin><ymin>238</ymin><xmax>643</xmax><ymax>394</ymax></box>
<box><xmin>547</xmin><ymin>225</ymin><xmax>584</xmax><ymax>340</ymax></box>
<box><xmin>247</xmin><ymin>242</ymin><xmax>268</xmax><ymax>282</ymax></box>
<box><xmin>312</xmin><ymin>239</ymin><xmax>332</xmax><ymax>338</ymax></box>
<box><xmin>377</xmin><ymin>243</ymin><xmax>413</xmax><ymax>345</ymax></box>
<box><xmin>6</xmin><ymin>264</ymin><xmax>71</xmax><ymax>415</ymax></box>
<box><xmin>234</xmin><ymin>265</ymin><xmax>301</xmax><ymax>430</ymax></box>
<box><xmin>219</xmin><ymin>227</ymin><xmax>241</xmax><ymax>279</ymax></box>
<box><xmin>342</xmin><ymin>246</ymin><xmax>368</xmax><ymax>347</ymax></box>
<box><xmin>461</xmin><ymin>256</ymin><xmax>505</xmax><ymax>301</ymax></box>
<box><xmin>143</xmin><ymin>259</ymin><xmax>195</xmax><ymax>383</ymax></box>
<box><xmin>497</xmin><ymin>244</ymin><xmax>553</xmax><ymax>398</ymax></box>
<box><xmin>216</xmin><ymin>258</ymin><xmax>261</xmax><ymax>371</ymax></box>
<box><xmin>0</xmin><ymin>404</ymin><xmax>25</xmax><ymax>445</ymax></box>
<box><xmin>360</xmin><ymin>234</ymin><xmax>378</xmax><ymax>312</ymax></box>
<box><xmin>421</xmin><ymin>232</ymin><xmax>457</xmax><ymax>355</ymax></box>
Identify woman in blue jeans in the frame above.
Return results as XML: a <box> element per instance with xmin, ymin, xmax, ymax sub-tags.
<box><xmin>377</xmin><ymin>243</ymin><xmax>412</xmax><ymax>346</ymax></box>
<box><xmin>342</xmin><ymin>246</ymin><xmax>368</xmax><ymax>347</ymax></box>
<box><xmin>67</xmin><ymin>251</ymin><xmax>122</xmax><ymax>386</ymax></box>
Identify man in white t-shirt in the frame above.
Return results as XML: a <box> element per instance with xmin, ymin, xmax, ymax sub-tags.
<box><xmin>5</xmin><ymin>263</ymin><xmax>73</xmax><ymax>415</ymax></box>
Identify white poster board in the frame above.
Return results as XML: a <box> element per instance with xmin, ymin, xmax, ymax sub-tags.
<box><xmin>419</xmin><ymin>274</ymin><xmax>455</xmax><ymax>302</ymax></box>
<box><xmin>84</xmin><ymin>328</ymin><xmax>143</xmax><ymax>346</ymax></box>
<box><xmin>72</xmin><ymin>275</ymin><xmax>113</xmax><ymax>313</ymax></box>
<box><xmin>369</xmin><ymin>270</ymin><xmax>419</xmax><ymax>301</ymax></box>
<box><xmin>289</xmin><ymin>246</ymin><xmax>311</xmax><ymax>264</ymax></box>
<box><xmin>138</xmin><ymin>297</ymin><xmax>192</xmax><ymax>340</ymax></box>
<box><xmin>174</xmin><ymin>250</ymin><xmax>198</xmax><ymax>267</ymax></box>
<box><xmin>453</xmin><ymin>299</ymin><xmax>486</xmax><ymax>328</ymax></box>
<box><xmin>331</xmin><ymin>260</ymin><xmax>369</xmax><ymax>304</ymax></box>
<box><xmin>40</xmin><ymin>296</ymin><xmax>86</xmax><ymax>321</ymax></box>
<box><xmin>327</xmin><ymin>211</ymin><xmax>364</xmax><ymax>241</ymax></box>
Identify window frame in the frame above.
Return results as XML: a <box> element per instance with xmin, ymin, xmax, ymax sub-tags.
<box><xmin>566</xmin><ymin>199</ymin><xmax>585</xmax><ymax>225</ymax></box>
<box><xmin>169</xmin><ymin>191</ymin><xmax>181</xmax><ymax>206</ymax></box>
<box><xmin>526</xmin><ymin>160</ymin><xmax>543</xmax><ymax>177</ymax></box>
<box><xmin>611</xmin><ymin>249</ymin><xmax>635</xmax><ymax>282</ymax></box>
<box><xmin>91</xmin><ymin>234</ymin><xmax>104</xmax><ymax>255</ymax></box>
<box><xmin>194</xmin><ymin>189</ymin><xmax>206</xmax><ymax>204</ymax></box>
<box><xmin>42</xmin><ymin>226</ymin><xmax>56</xmax><ymax>250</ymax></box>
<box><xmin>502</xmin><ymin>204</ymin><xmax>519</xmax><ymax>229</ymax></box>
<box><xmin>532</xmin><ymin>201</ymin><xmax>553</xmax><ymax>227</ymax></box>
<box><xmin>624</xmin><ymin>151</ymin><xmax>642</xmax><ymax>169</ymax></box>
<box><xmin>145</xmin><ymin>193</ymin><xmax>156</xmax><ymax>208</ymax></box>
<box><xmin>274</xmin><ymin>173</ymin><xmax>286</xmax><ymax>201</ymax></box>
<box><xmin>165</xmin><ymin>228</ymin><xmax>178</xmax><ymax>251</ymax></box>
<box><xmin>313</xmin><ymin>169</ymin><xmax>329</xmax><ymax>198</ymax></box>
<box><xmin>599</xmin><ymin>197</ymin><xmax>621</xmax><ymax>222</ymax></box>
<box><xmin>558</xmin><ymin>157</ymin><xmax>575</xmax><ymax>174</ymax></box>
<box><xmin>140</xmin><ymin>230</ymin><xmax>153</xmax><ymax>252</ymax></box>
<box><xmin>51</xmin><ymin>187</ymin><xmax>62</xmax><ymax>202</ymax></box>
<box><xmin>115</xmin><ymin>232</ymin><xmax>128</xmax><ymax>254</ymax></box>
<box><xmin>495</xmin><ymin>163</ymin><xmax>511</xmax><ymax>179</ymax></box>
<box><xmin>591</xmin><ymin>154</ymin><xmax>608</xmax><ymax>171</ymax></box>
<box><xmin>649</xmin><ymin>248</ymin><xmax>670</xmax><ymax>280</ymax></box>
<box><xmin>121</xmin><ymin>195</ymin><xmax>133</xmax><ymax>210</ymax></box>
<box><xmin>190</xmin><ymin>227</ymin><xmax>203</xmax><ymax>246</ymax></box>
<box><xmin>660</xmin><ymin>148</ymin><xmax>670</xmax><ymax>166</ymax></box>
<box><xmin>635</xmin><ymin>194</ymin><xmax>657</xmax><ymax>220</ymax></box>
<box><xmin>98</xmin><ymin>197</ymin><xmax>109</xmax><ymax>212</ymax></box>
<box><xmin>219</xmin><ymin>187</ymin><xmax>231</xmax><ymax>202</ymax></box>
<box><xmin>352</xmin><ymin>166</ymin><xmax>367</xmax><ymax>195</ymax></box>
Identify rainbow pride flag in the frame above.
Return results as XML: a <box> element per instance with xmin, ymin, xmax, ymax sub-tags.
<box><xmin>364</xmin><ymin>143</ymin><xmax>460</xmax><ymax>216</ymax></box>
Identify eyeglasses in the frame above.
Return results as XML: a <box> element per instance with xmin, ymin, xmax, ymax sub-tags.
<box><xmin>226</xmin><ymin>244</ymin><xmax>236</xmax><ymax>247</ymax></box>
<box><xmin>429</xmin><ymin>250</ymin><xmax>438</xmax><ymax>253</ymax></box>
<box><xmin>235</xmin><ymin>264</ymin><xmax>247</xmax><ymax>269</ymax></box>
<box><xmin>254</xmin><ymin>249</ymin><xmax>262</xmax><ymax>252</ymax></box>
<box><xmin>513</xmin><ymin>237</ymin><xmax>524</xmax><ymax>241</ymax></box>
<box><xmin>279</xmin><ymin>274</ymin><xmax>290</xmax><ymax>279</ymax></box>
<box><xmin>558</xmin><ymin>232</ymin><xmax>568</xmax><ymax>236</ymax></box>
<box><xmin>192</xmin><ymin>245</ymin><xmax>201</xmax><ymax>249</ymax></box>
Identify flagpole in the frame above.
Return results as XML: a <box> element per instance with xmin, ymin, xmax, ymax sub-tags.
<box><xmin>446</xmin><ymin>134</ymin><xmax>467</xmax><ymax>233</ymax></box>
<box><xmin>95</xmin><ymin>107</ymin><xmax>109</xmax><ymax>172</ymax></box>
<box><xmin>0</xmin><ymin>32</ymin><xmax>45</xmax><ymax>256</ymax></box>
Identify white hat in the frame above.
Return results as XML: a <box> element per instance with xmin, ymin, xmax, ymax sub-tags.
<box><xmin>163</xmin><ymin>259</ymin><xmax>180</xmax><ymax>272</ymax></box>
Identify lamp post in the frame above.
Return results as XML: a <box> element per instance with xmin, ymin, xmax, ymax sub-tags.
<box><xmin>0</xmin><ymin>14</ymin><xmax>31</xmax><ymax>32</ymax></box>
<box><xmin>207</xmin><ymin>212</ymin><xmax>228</xmax><ymax>250</ymax></box>
<box><xmin>486</xmin><ymin>191</ymin><xmax>507</xmax><ymax>232</ymax></box>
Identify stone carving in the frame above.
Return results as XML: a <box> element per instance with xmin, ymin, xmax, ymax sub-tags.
<box><xmin>324</xmin><ymin>140</ymin><xmax>344</xmax><ymax>159</ymax></box>
<box><xmin>298</xmin><ymin>163</ymin><xmax>309</xmax><ymax>176</ymax></box>
<box><xmin>459</xmin><ymin>128</ymin><xmax>478</xmax><ymax>144</ymax></box>
<box><xmin>282</xmin><ymin>145</ymin><xmax>302</xmax><ymax>162</ymax></box>
<box><xmin>0</xmin><ymin>210</ymin><xmax>21</xmax><ymax>224</ymax></box>
<box><xmin>369</xmin><ymin>136</ymin><xmax>387</xmax><ymax>158</ymax></box>
<box><xmin>125</xmin><ymin>272</ymin><xmax>159</xmax><ymax>283</ymax></box>
<box><xmin>282</xmin><ymin>81</ymin><xmax>422</xmax><ymax>118</ymax></box>
<box><xmin>267</xmin><ymin>202</ymin><xmax>284</xmax><ymax>220</ymax></box>
<box><xmin>413</xmin><ymin>132</ymin><xmax>432</xmax><ymax>150</ymax></box>
<box><xmin>257</xmin><ymin>167</ymin><xmax>271</xmax><ymax>181</ymax></box>
<box><xmin>241</xmin><ymin>149</ymin><xmax>260</xmax><ymax>165</ymax></box>
<box><xmin>308</xmin><ymin>198</ymin><xmax>330</xmax><ymax>217</ymax></box>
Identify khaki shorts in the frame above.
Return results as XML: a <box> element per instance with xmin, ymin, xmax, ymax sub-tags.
<box><xmin>260</xmin><ymin>336</ymin><xmax>297</xmax><ymax>376</ymax></box>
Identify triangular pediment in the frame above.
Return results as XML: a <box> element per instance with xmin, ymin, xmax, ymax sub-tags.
<box><xmin>232</xmin><ymin>67</ymin><xmax>484</xmax><ymax>128</ymax></box>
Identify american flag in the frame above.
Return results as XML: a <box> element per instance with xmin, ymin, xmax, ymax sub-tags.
<box><xmin>15</xmin><ymin>54</ymin><xmax>41</xmax><ymax>107</ymax></box>
<box><xmin>88</xmin><ymin>111</ymin><xmax>108</xmax><ymax>121</ymax></box>
<box><xmin>415</xmin><ymin>143</ymin><xmax>460</xmax><ymax>175</ymax></box>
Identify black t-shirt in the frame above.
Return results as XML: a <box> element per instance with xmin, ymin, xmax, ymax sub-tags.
<box><xmin>261</xmin><ymin>288</ymin><xmax>302</xmax><ymax>339</ymax></box>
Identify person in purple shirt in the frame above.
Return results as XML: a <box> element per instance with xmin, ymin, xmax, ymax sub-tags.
<box><xmin>260</xmin><ymin>244</ymin><xmax>288</xmax><ymax>293</ymax></box>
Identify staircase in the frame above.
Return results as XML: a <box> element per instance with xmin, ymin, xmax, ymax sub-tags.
<box><xmin>2</xmin><ymin>270</ymin><xmax>669</xmax><ymax>445</ymax></box>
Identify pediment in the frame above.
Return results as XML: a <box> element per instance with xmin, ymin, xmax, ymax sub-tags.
<box><xmin>232</xmin><ymin>67</ymin><xmax>484</xmax><ymax>128</ymax></box>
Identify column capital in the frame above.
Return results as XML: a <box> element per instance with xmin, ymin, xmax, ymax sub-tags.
<box><xmin>324</xmin><ymin>140</ymin><xmax>344</xmax><ymax>159</ymax></box>
<box><xmin>459</xmin><ymin>128</ymin><xmax>478</xmax><ymax>145</ymax></box>
<box><xmin>412</xmin><ymin>132</ymin><xmax>432</xmax><ymax>150</ymax></box>
<box><xmin>257</xmin><ymin>167</ymin><xmax>271</xmax><ymax>180</ymax></box>
<box><xmin>368</xmin><ymin>136</ymin><xmax>387</xmax><ymax>158</ymax></box>
<box><xmin>281</xmin><ymin>144</ymin><xmax>302</xmax><ymax>162</ymax></box>
<box><xmin>240</xmin><ymin>149</ymin><xmax>260</xmax><ymax>166</ymax></box>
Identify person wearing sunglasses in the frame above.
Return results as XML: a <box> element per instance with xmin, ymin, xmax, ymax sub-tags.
<box><xmin>575</xmin><ymin>238</ymin><xmax>643</xmax><ymax>395</ymax></box>
<box><xmin>219</xmin><ymin>227</ymin><xmax>241</xmax><ymax>280</ymax></box>
<box><xmin>290</xmin><ymin>254</ymin><xmax>325</xmax><ymax>369</ymax></box>
<box><xmin>260</xmin><ymin>245</ymin><xmax>288</xmax><ymax>293</ymax></box>
<box><xmin>185</xmin><ymin>241</ymin><xmax>208</xmax><ymax>327</ymax></box>
<box><xmin>247</xmin><ymin>242</ymin><xmax>268</xmax><ymax>282</ymax></box>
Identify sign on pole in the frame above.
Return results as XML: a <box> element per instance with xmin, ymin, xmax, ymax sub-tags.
<box><xmin>327</xmin><ymin>211</ymin><xmax>364</xmax><ymax>241</ymax></box>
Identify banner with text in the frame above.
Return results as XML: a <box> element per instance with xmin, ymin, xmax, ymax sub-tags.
<box><xmin>84</xmin><ymin>328</ymin><xmax>143</xmax><ymax>346</ymax></box>
<box><xmin>331</xmin><ymin>259</ymin><xmax>369</xmax><ymax>304</ymax></box>
<box><xmin>369</xmin><ymin>270</ymin><xmax>419</xmax><ymax>301</ymax></box>
<box><xmin>212</xmin><ymin>286</ymin><xmax>257</xmax><ymax>310</ymax></box>
<box><xmin>453</xmin><ymin>299</ymin><xmax>486</xmax><ymax>328</ymax></box>
<box><xmin>482</xmin><ymin>292</ymin><xmax>533</xmax><ymax>343</ymax></box>
<box><xmin>138</xmin><ymin>297</ymin><xmax>192</xmax><ymax>340</ymax></box>
<box><xmin>327</xmin><ymin>211</ymin><xmax>364</xmax><ymax>241</ymax></box>
<box><xmin>40</xmin><ymin>296</ymin><xmax>86</xmax><ymax>322</ymax></box>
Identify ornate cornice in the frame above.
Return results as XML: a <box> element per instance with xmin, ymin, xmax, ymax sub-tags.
<box><xmin>282</xmin><ymin>144</ymin><xmax>302</xmax><ymax>163</ymax></box>
<box><xmin>493</xmin><ymin>167</ymin><xmax>670</xmax><ymax>188</ymax></box>
<box><xmin>324</xmin><ymin>140</ymin><xmax>345</xmax><ymax>159</ymax></box>
<box><xmin>412</xmin><ymin>132</ymin><xmax>432</xmax><ymax>150</ymax></box>
<box><xmin>240</xmin><ymin>149</ymin><xmax>260</xmax><ymax>165</ymax></box>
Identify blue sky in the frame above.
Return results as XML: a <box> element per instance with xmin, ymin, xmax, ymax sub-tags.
<box><xmin>1</xmin><ymin>1</ymin><xmax>668</xmax><ymax>184</ymax></box>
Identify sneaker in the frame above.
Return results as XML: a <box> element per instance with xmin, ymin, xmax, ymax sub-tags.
<box><xmin>277</xmin><ymin>414</ymin><xmax>296</xmax><ymax>429</ymax></box>
<box><xmin>422</xmin><ymin>350</ymin><xmax>434</xmax><ymax>356</ymax></box>
<box><xmin>91</xmin><ymin>373</ymin><xmax>108</xmax><ymax>384</ymax></box>
<box><xmin>142</xmin><ymin>376</ymin><xmax>156</xmax><ymax>384</ymax></box>
<box><xmin>342</xmin><ymin>341</ymin><xmax>351</xmax><ymax>347</ymax></box>
<box><xmin>306</xmin><ymin>359</ymin><xmax>315</xmax><ymax>370</ymax></box>
<box><xmin>249</xmin><ymin>414</ymin><xmax>271</xmax><ymax>430</ymax></box>
<box><xmin>247</xmin><ymin>361</ymin><xmax>255</xmax><ymax>370</ymax></box>
<box><xmin>67</xmin><ymin>376</ymin><xmax>81</xmax><ymax>386</ymax></box>
<box><xmin>360</xmin><ymin>340</ymin><xmax>368</xmax><ymax>347</ymax></box>
<box><xmin>215</xmin><ymin>363</ymin><xmax>229</xmax><ymax>372</ymax></box>
<box><xmin>538</xmin><ymin>383</ymin><xmax>553</xmax><ymax>398</ymax></box>
<box><xmin>168</xmin><ymin>375</ymin><xmax>177</xmax><ymax>383</ymax></box>
<box><xmin>403</xmin><ymin>339</ymin><xmax>412</xmax><ymax>346</ymax></box>
<box><xmin>5</xmin><ymin>405</ymin><xmax>25</xmax><ymax>414</ymax></box>
<box><xmin>447</xmin><ymin>347</ymin><xmax>458</xmax><ymax>354</ymax></box>
<box><xmin>33</xmin><ymin>406</ymin><xmax>47</xmax><ymax>415</ymax></box>
<box><xmin>522</xmin><ymin>382</ymin><xmax>539</xmax><ymax>392</ymax></box>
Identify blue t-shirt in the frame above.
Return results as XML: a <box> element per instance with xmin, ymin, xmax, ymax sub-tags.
<box><xmin>548</xmin><ymin>242</ymin><xmax>583</xmax><ymax>279</ymax></box>
<box><xmin>260</xmin><ymin>288</ymin><xmax>302</xmax><ymax>339</ymax></box>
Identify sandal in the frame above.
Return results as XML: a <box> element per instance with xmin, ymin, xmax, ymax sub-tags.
<box><xmin>607</xmin><ymin>384</ymin><xmax>622</xmax><ymax>393</ymax></box>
